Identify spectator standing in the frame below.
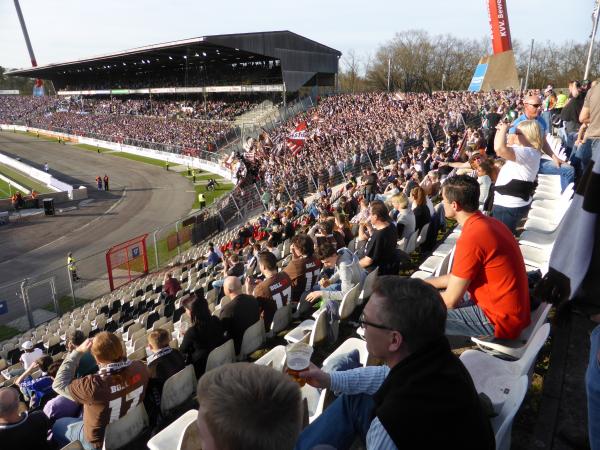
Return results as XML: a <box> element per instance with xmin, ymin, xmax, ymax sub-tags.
<box><xmin>358</xmin><ymin>201</ymin><xmax>398</xmax><ymax>275</ymax></box>
<box><xmin>102</xmin><ymin>174</ymin><xmax>109</xmax><ymax>191</ymax></box>
<box><xmin>492</xmin><ymin>121</ymin><xmax>543</xmax><ymax>233</ymax></box>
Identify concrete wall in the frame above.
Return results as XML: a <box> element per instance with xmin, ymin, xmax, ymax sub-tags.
<box><xmin>0</xmin><ymin>191</ymin><xmax>71</xmax><ymax>211</ymax></box>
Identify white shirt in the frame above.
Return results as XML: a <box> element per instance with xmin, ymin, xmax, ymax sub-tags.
<box><xmin>478</xmin><ymin>175</ymin><xmax>492</xmax><ymax>204</ymax></box>
<box><xmin>20</xmin><ymin>348</ymin><xmax>44</xmax><ymax>369</ymax></box>
<box><xmin>494</xmin><ymin>145</ymin><xmax>541</xmax><ymax>208</ymax></box>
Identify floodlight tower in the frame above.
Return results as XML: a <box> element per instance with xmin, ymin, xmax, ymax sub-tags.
<box><xmin>13</xmin><ymin>0</ymin><xmax>44</xmax><ymax>95</ymax></box>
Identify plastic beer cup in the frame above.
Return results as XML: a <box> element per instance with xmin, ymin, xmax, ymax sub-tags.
<box><xmin>285</xmin><ymin>342</ymin><xmax>313</xmax><ymax>386</ymax></box>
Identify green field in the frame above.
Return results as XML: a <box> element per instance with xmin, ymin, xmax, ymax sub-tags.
<box><xmin>0</xmin><ymin>177</ymin><xmax>26</xmax><ymax>198</ymax></box>
<box><xmin>0</xmin><ymin>164</ymin><xmax>53</xmax><ymax>198</ymax></box>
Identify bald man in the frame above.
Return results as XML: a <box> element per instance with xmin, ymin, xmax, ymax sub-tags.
<box><xmin>0</xmin><ymin>387</ymin><xmax>51</xmax><ymax>449</ymax></box>
<box><xmin>508</xmin><ymin>94</ymin><xmax>574</xmax><ymax>191</ymax></box>
<box><xmin>220</xmin><ymin>276</ymin><xmax>260</xmax><ymax>354</ymax></box>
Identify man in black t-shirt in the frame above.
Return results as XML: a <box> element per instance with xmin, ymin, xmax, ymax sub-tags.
<box><xmin>358</xmin><ymin>201</ymin><xmax>398</xmax><ymax>275</ymax></box>
<box><xmin>0</xmin><ymin>387</ymin><xmax>51</xmax><ymax>449</ymax></box>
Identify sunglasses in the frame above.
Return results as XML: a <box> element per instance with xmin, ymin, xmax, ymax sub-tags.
<box><xmin>525</xmin><ymin>103</ymin><xmax>542</xmax><ymax>108</ymax></box>
<box><xmin>359</xmin><ymin>313</ymin><xmax>395</xmax><ymax>331</ymax></box>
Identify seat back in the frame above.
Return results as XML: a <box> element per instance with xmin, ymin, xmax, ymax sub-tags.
<box><xmin>177</xmin><ymin>416</ymin><xmax>203</xmax><ymax>450</ymax></box>
<box><xmin>491</xmin><ymin>376</ymin><xmax>529</xmax><ymax>450</ymax></box>
<box><xmin>161</xmin><ymin>365</ymin><xmax>197</xmax><ymax>416</ymax></box>
<box><xmin>416</xmin><ymin>223</ymin><xmax>430</xmax><ymax>247</ymax></box>
<box><xmin>358</xmin><ymin>267</ymin><xmax>379</xmax><ymax>304</ymax></box>
<box><xmin>434</xmin><ymin>246</ymin><xmax>455</xmax><ymax>277</ymax></box>
<box><xmin>205</xmin><ymin>339</ymin><xmax>236</xmax><ymax>373</ymax></box>
<box><xmin>254</xmin><ymin>345</ymin><xmax>287</xmax><ymax>372</ymax></box>
<box><xmin>271</xmin><ymin>304</ymin><xmax>292</xmax><ymax>335</ymax></box>
<box><xmin>103</xmin><ymin>403</ymin><xmax>149</xmax><ymax>450</ymax></box>
<box><xmin>339</xmin><ymin>283</ymin><xmax>361</xmax><ymax>320</ymax></box>
<box><xmin>238</xmin><ymin>319</ymin><xmax>266</xmax><ymax>360</ymax></box>
<box><xmin>128</xmin><ymin>346</ymin><xmax>147</xmax><ymax>361</ymax></box>
<box><xmin>514</xmin><ymin>323</ymin><xmax>551</xmax><ymax>376</ymax></box>
<box><xmin>404</xmin><ymin>230</ymin><xmax>419</xmax><ymax>254</ymax></box>
<box><xmin>308</xmin><ymin>308</ymin><xmax>328</xmax><ymax>347</ymax></box>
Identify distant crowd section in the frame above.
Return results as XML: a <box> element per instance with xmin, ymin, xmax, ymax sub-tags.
<box><xmin>0</xmin><ymin>95</ymin><xmax>264</xmax><ymax>151</ymax></box>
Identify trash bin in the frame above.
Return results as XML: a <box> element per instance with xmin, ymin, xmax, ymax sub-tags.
<box><xmin>43</xmin><ymin>198</ymin><xmax>55</xmax><ymax>216</ymax></box>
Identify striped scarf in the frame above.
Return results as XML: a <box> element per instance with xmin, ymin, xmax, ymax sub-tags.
<box><xmin>98</xmin><ymin>359</ymin><xmax>132</xmax><ymax>378</ymax></box>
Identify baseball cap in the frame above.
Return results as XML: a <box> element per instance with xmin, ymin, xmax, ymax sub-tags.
<box><xmin>21</xmin><ymin>340</ymin><xmax>33</xmax><ymax>350</ymax></box>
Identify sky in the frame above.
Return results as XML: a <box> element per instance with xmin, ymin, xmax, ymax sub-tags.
<box><xmin>0</xmin><ymin>0</ymin><xmax>594</xmax><ymax>70</ymax></box>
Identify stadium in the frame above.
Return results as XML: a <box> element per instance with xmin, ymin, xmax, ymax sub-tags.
<box><xmin>0</xmin><ymin>1</ymin><xmax>598</xmax><ymax>449</ymax></box>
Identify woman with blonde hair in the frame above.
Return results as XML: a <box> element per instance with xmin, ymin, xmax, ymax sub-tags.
<box><xmin>390</xmin><ymin>192</ymin><xmax>416</xmax><ymax>240</ymax></box>
<box><xmin>492</xmin><ymin>120</ymin><xmax>543</xmax><ymax>233</ymax></box>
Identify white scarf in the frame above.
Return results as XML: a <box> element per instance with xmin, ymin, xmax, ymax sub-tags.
<box><xmin>147</xmin><ymin>346</ymin><xmax>172</xmax><ymax>365</ymax></box>
<box><xmin>98</xmin><ymin>359</ymin><xmax>132</xmax><ymax>378</ymax></box>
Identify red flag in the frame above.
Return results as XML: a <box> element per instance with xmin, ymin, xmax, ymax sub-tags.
<box><xmin>286</xmin><ymin>121</ymin><xmax>307</xmax><ymax>156</ymax></box>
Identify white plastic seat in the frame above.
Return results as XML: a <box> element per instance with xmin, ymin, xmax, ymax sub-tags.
<box><xmin>491</xmin><ymin>376</ymin><xmax>529</xmax><ymax>450</ymax></box>
<box><xmin>127</xmin><ymin>346</ymin><xmax>147</xmax><ymax>361</ymax></box>
<box><xmin>523</xmin><ymin>217</ymin><xmax>561</xmax><ymax>234</ymax></box>
<box><xmin>147</xmin><ymin>409</ymin><xmax>199</xmax><ymax>450</ymax></box>
<box><xmin>416</xmin><ymin>223</ymin><xmax>430</xmax><ymax>248</ymax></box>
<box><xmin>269</xmin><ymin>304</ymin><xmax>292</xmax><ymax>336</ymax></box>
<box><xmin>460</xmin><ymin>323</ymin><xmax>550</xmax><ymax>413</ymax></box>
<box><xmin>410</xmin><ymin>270</ymin><xmax>431</xmax><ymax>280</ymax></box>
<box><xmin>358</xmin><ymin>267</ymin><xmax>379</xmax><ymax>304</ymax></box>
<box><xmin>419</xmin><ymin>255</ymin><xmax>444</xmax><ymax>273</ymax></box>
<box><xmin>284</xmin><ymin>308</ymin><xmax>328</xmax><ymax>346</ymax></box>
<box><xmin>322</xmin><ymin>337</ymin><xmax>369</xmax><ymax>368</ymax></box>
<box><xmin>519</xmin><ymin>228</ymin><xmax>558</xmax><ymax>250</ymax></box>
<box><xmin>254</xmin><ymin>345</ymin><xmax>286</xmax><ymax>372</ymax></box>
<box><xmin>471</xmin><ymin>302</ymin><xmax>551</xmax><ymax>360</ymax></box>
<box><xmin>160</xmin><ymin>365</ymin><xmax>196</xmax><ymax>417</ymax></box>
<box><xmin>404</xmin><ymin>230</ymin><xmax>419</xmax><ymax>253</ymax></box>
<box><xmin>205</xmin><ymin>339</ymin><xmax>236</xmax><ymax>372</ymax></box>
<box><xmin>102</xmin><ymin>403</ymin><xmax>149</xmax><ymax>450</ymax></box>
<box><xmin>338</xmin><ymin>283</ymin><xmax>361</xmax><ymax>321</ymax></box>
<box><xmin>519</xmin><ymin>245</ymin><xmax>552</xmax><ymax>268</ymax></box>
<box><xmin>432</xmin><ymin>242</ymin><xmax>455</xmax><ymax>257</ymax></box>
<box><xmin>238</xmin><ymin>319</ymin><xmax>266</xmax><ymax>360</ymax></box>
<box><xmin>301</xmin><ymin>383</ymin><xmax>327</xmax><ymax>424</ymax></box>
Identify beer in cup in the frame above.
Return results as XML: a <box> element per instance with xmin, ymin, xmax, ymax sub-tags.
<box><xmin>285</xmin><ymin>342</ymin><xmax>313</xmax><ymax>386</ymax></box>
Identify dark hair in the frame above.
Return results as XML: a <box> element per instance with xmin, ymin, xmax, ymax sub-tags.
<box><xmin>67</xmin><ymin>330</ymin><xmax>85</xmax><ymax>346</ymax></box>
<box><xmin>47</xmin><ymin>360</ymin><xmax>62</xmax><ymax>378</ymax></box>
<box><xmin>291</xmin><ymin>234</ymin><xmax>315</xmax><ymax>257</ymax></box>
<box><xmin>189</xmin><ymin>294</ymin><xmax>212</xmax><ymax>328</ymax></box>
<box><xmin>316</xmin><ymin>241</ymin><xmax>337</xmax><ymax>260</ymax></box>
<box><xmin>442</xmin><ymin>175</ymin><xmax>480</xmax><ymax>213</ymax></box>
<box><xmin>369</xmin><ymin>200</ymin><xmax>390</xmax><ymax>222</ymax></box>
<box><xmin>410</xmin><ymin>186</ymin><xmax>426</xmax><ymax>207</ymax></box>
<box><xmin>318</xmin><ymin>220</ymin><xmax>334</xmax><ymax>235</ymax></box>
<box><xmin>372</xmin><ymin>276</ymin><xmax>447</xmax><ymax>353</ymax></box>
<box><xmin>258</xmin><ymin>251</ymin><xmax>278</xmax><ymax>271</ymax></box>
<box><xmin>36</xmin><ymin>355</ymin><xmax>54</xmax><ymax>373</ymax></box>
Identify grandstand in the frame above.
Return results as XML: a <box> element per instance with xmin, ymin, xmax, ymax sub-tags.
<box><xmin>0</xmin><ymin>28</ymin><xmax>584</xmax><ymax>450</ymax></box>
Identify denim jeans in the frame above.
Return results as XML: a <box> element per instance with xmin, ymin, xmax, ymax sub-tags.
<box><xmin>295</xmin><ymin>393</ymin><xmax>375</xmax><ymax>450</ymax></box>
<box><xmin>53</xmin><ymin>417</ymin><xmax>95</xmax><ymax>450</ymax></box>
<box><xmin>587</xmin><ymin>325</ymin><xmax>600</xmax><ymax>450</ymax></box>
<box><xmin>445</xmin><ymin>302</ymin><xmax>495</xmax><ymax>337</ymax></box>
<box><xmin>492</xmin><ymin>203</ymin><xmax>530</xmax><ymax>234</ymax></box>
<box><xmin>538</xmin><ymin>158</ymin><xmax>575</xmax><ymax>192</ymax></box>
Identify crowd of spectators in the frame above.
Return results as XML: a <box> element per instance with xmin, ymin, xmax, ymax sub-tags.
<box><xmin>0</xmin><ymin>78</ymin><xmax>596</xmax><ymax>448</ymax></box>
<box><xmin>0</xmin><ymin>95</ymin><xmax>261</xmax><ymax>152</ymax></box>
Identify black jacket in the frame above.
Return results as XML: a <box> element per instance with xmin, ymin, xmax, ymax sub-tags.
<box><xmin>374</xmin><ymin>337</ymin><xmax>495</xmax><ymax>449</ymax></box>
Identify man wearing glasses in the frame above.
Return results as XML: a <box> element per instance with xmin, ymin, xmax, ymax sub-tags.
<box><xmin>295</xmin><ymin>276</ymin><xmax>494</xmax><ymax>450</ymax></box>
<box><xmin>508</xmin><ymin>94</ymin><xmax>574</xmax><ymax>192</ymax></box>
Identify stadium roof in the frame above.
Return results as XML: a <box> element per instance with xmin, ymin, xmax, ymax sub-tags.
<box><xmin>7</xmin><ymin>31</ymin><xmax>342</xmax><ymax>92</ymax></box>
